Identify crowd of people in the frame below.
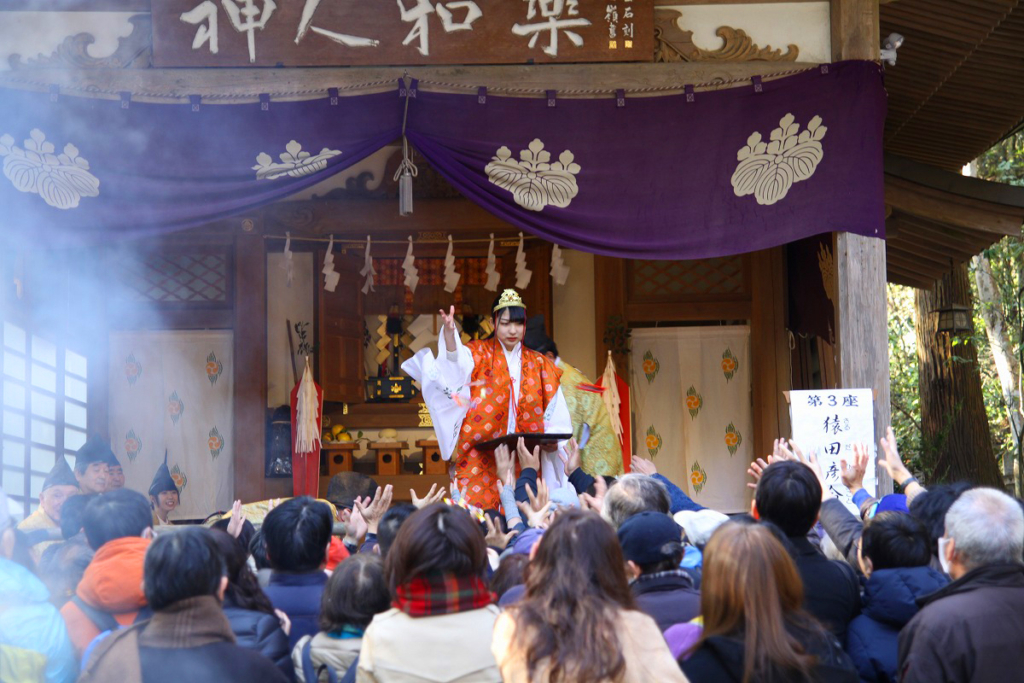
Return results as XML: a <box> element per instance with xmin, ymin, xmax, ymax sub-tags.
<box><xmin>3</xmin><ymin>428</ymin><xmax>1024</xmax><ymax>683</ymax></box>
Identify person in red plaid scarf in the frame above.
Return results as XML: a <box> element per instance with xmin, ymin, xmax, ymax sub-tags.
<box><xmin>356</xmin><ymin>503</ymin><xmax>501</xmax><ymax>682</ymax></box>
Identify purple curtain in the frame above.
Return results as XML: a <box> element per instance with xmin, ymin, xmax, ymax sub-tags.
<box><xmin>0</xmin><ymin>61</ymin><xmax>885</xmax><ymax>258</ymax></box>
<box><xmin>0</xmin><ymin>90</ymin><xmax>401</xmax><ymax>248</ymax></box>
<box><xmin>409</xmin><ymin>60</ymin><xmax>885</xmax><ymax>259</ymax></box>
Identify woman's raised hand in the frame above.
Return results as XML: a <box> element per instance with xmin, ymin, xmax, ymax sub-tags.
<box><xmin>439</xmin><ymin>305</ymin><xmax>457</xmax><ymax>330</ymax></box>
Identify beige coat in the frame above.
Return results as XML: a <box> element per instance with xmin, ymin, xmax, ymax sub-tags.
<box><xmin>292</xmin><ymin>632</ymin><xmax>362</xmax><ymax>682</ymax></box>
<box><xmin>357</xmin><ymin>606</ymin><xmax>502</xmax><ymax>683</ymax></box>
<box><xmin>490</xmin><ymin>608</ymin><xmax>690</xmax><ymax>683</ymax></box>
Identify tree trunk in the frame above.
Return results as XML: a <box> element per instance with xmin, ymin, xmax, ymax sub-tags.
<box><xmin>972</xmin><ymin>252</ymin><xmax>1024</xmax><ymax>487</ymax></box>
<box><xmin>914</xmin><ymin>263</ymin><xmax>1003</xmax><ymax>487</ymax></box>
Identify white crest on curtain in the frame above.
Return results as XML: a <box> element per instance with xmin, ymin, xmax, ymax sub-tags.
<box><xmin>253</xmin><ymin>140</ymin><xmax>341</xmax><ymax>180</ymax></box>
<box><xmin>322</xmin><ymin>234</ymin><xmax>340</xmax><ymax>292</ymax></box>
<box><xmin>485</xmin><ymin>138</ymin><xmax>580</xmax><ymax>211</ymax></box>
<box><xmin>443</xmin><ymin>235</ymin><xmax>461</xmax><ymax>293</ymax></box>
<box><xmin>280</xmin><ymin>232</ymin><xmax>294</xmax><ymax>286</ymax></box>
<box><xmin>403</xmin><ymin>236</ymin><xmax>420</xmax><ymax>292</ymax></box>
<box><xmin>514</xmin><ymin>232</ymin><xmax>532</xmax><ymax>289</ymax></box>
<box><xmin>550</xmin><ymin>243</ymin><xmax>570</xmax><ymax>285</ymax></box>
<box><xmin>484</xmin><ymin>233</ymin><xmax>500</xmax><ymax>292</ymax></box>
<box><xmin>0</xmin><ymin>130</ymin><xmax>100</xmax><ymax>210</ymax></box>
<box><xmin>360</xmin><ymin>234</ymin><xmax>376</xmax><ymax>294</ymax></box>
<box><xmin>731</xmin><ymin>114</ymin><xmax>827</xmax><ymax>206</ymax></box>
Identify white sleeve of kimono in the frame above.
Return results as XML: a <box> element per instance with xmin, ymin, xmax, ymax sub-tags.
<box><xmin>540</xmin><ymin>387</ymin><xmax>574</xmax><ymax>489</ymax></box>
<box><xmin>401</xmin><ymin>332</ymin><xmax>474</xmax><ymax>462</ymax></box>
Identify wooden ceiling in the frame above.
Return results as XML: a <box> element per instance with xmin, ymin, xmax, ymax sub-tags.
<box><xmin>884</xmin><ymin>154</ymin><xmax>1024</xmax><ymax>287</ymax></box>
<box><xmin>881</xmin><ymin>0</ymin><xmax>1024</xmax><ymax>171</ymax></box>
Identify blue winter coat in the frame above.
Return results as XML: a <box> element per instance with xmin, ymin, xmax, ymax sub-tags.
<box><xmin>0</xmin><ymin>557</ymin><xmax>77</xmax><ymax>683</ymax></box>
<box><xmin>846</xmin><ymin>566</ymin><xmax>948</xmax><ymax>683</ymax></box>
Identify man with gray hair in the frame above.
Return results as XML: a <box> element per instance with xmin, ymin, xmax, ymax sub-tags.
<box><xmin>601</xmin><ymin>473</ymin><xmax>671</xmax><ymax>530</ymax></box>
<box><xmin>898</xmin><ymin>487</ymin><xmax>1024</xmax><ymax>683</ymax></box>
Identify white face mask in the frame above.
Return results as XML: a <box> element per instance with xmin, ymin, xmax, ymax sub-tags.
<box><xmin>937</xmin><ymin>536</ymin><xmax>952</xmax><ymax>575</ymax></box>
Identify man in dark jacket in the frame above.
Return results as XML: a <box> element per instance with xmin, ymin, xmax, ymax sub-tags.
<box><xmin>898</xmin><ymin>487</ymin><xmax>1024</xmax><ymax>683</ymax></box>
<box><xmin>80</xmin><ymin>527</ymin><xmax>287</xmax><ymax>683</ymax></box>
<box><xmin>618</xmin><ymin>511</ymin><xmax>700</xmax><ymax>631</ymax></box>
<box><xmin>261</xmin><ymin>496</ymin><xmax>333</xmax><ymax>648</ymax></box>
<box><xmin>846</xmin><ymin>512</ymin><xmax>947</xmax><ymax>682</ymax></box>
<box><xmin>754</xmin><ymin>461</ymin><xmax>860</xmax><ymax>644</ymax></box>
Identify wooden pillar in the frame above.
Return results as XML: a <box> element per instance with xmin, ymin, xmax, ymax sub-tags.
<box><xmin>750</xmin><ymin>248</ymin><xmax>792</xmax><ymax>463</ymax></box>
<box><xmin>234</xmin><ymin>216</ymin><xmax>268</xmax><ymax>503</ymax></box>
<box><xmin>593</xmin><ymin>255</ymin><xmax>627</xmax><ymax>371</ymax></box>
<box><xmin>831</xmin><ymin>0</ymin><xmax>891</xmax><ymax>494</ymax></box>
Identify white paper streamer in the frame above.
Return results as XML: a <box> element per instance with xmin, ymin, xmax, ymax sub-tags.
<box><xmin>514</xmin><ymin>232</ymin><xmax>532</xmax><ymax>290</ymax></box>
<box><xmin>403</xmin><ymin>236</ymin><xmax>419</xmax><ymax>293</ymax></box>
<box><xmin>360</xmin><ymin>234</ymin><xmax>376</xmax><ymax>294</ymax></box>
<box><xmin>484</xmin><ymin>233</ymin><xmax>500</xmax><ymax>292</ymax></box>
<box><xmin>550</xmin><ymin>244</ymin><xmax>570</xmax><ymax>286</ymax></box>
<box><xmin>281</xmin><ymin>232</ymin><xmax>294</xmax><ymax>286</ymax></box>
<box><xmin>443</xmin><ymin>235</ymin><xmax>461</xmax><ymax>293</ymax></box>
<box><xmin>601</xmin><ymin>351</ymin><xmax>623</xmax><ymax>443</ymax></box>
<box><xmin>322</xmin><ymin>234</ymin><xmax>340</xmax><ymax>292</ymax></box>
<box><xmin>295</xmin><ymin>358</ymin><xmax>320</xmax><ymax>454</ymax></box>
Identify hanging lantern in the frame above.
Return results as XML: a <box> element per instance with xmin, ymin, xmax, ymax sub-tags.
<box><xmin>933</xmin><ymin>303</ymin><xmax>972</xmax><ymax>337</ymax></box>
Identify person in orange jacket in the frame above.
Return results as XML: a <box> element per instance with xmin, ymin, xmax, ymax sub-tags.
<box><xmin>59</xmin><ymin>489</ymin><xmax>153</xmax><ymax>659</ymax></box>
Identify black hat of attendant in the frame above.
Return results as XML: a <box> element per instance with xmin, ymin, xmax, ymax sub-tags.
<box><xmin>149</xmin><ymin>450</ymin><xmax>178</xmax><ymax>498</ymax></box>
<box><xmin>326</xmin><ymin>472</ymin><xmax>379</xmax><ymax>510</ymax></box>
<box><xmin>75</xmin><ymin>434</ymin><xmax>118</xmax><ymax>468</ymax></box>
<box><xmin>42</xmin><ymin>456</ymin><xmax>78</xmax><ymax>491</ymax></box>
<box><xmin>523</xmin><ymin>315</ymin><xmax>558</xmax><ymax>357</ymax></box>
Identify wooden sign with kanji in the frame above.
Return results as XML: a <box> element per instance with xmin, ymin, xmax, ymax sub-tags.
<box><xmin>152</xmin><ymin>0</ymin><xmax>654</xmax><ymax>67</ymax></box>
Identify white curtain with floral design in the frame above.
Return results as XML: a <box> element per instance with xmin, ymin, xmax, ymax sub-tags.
<box><xmin>108</xmin><ymin>331</ymin><xmax>234</xmax><ymax>520</ymax></box>
<box><xmin>631</xmin><ymin>326</ymin><xmax>752</xmax><ymax>513</ymax></box>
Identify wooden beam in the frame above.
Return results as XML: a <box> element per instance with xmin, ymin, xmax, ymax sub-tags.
<box><xmin>0</xmin><ymin>62</ymin><xmax>821</xmax><ymax>102</ymax></box>
<box><xmin>233</xmin><ymin>215</ymin><xmax>268</xmax><ymax>503</ymax></box>
<box><xmin>626</xmin><ymin>299</ymin><xmax>751</xmax><ymax>322</ymax></box>
<box><xmin>886</xmin><ymin>176</ymin><xmax>1024</xmax><ymax>237</ymax></box>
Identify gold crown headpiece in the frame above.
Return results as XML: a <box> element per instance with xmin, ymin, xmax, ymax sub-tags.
<box><xmin>493</xmin><ymin>288</ymin><xmax>526</xmax><ymax>313</ymax></box>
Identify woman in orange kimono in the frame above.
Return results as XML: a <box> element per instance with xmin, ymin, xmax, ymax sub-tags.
<box><xmin>403</xmin><ymin>289</ymin><xmax>572</xmax><ymax>511</ymax></box>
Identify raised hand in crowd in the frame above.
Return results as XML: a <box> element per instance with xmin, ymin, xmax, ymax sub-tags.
<box><xmin>226</xmin><ymin>499</ymin><xmax>244</xmax><ymax>538</ymax></box>
<box><xmin>343</xmin><ymin>499</ymin><xmax>369</xmax><ymax>546</ymax></box>
<box><xmin>877</xmin><ymin>425</ymin><xmax>921</xmax><ymax>490</ymax></box>
<box><xmin>516</xmin><ymin>480</ymin><xmax>553</xmax><ymax>529</ymax></box>
<box><xmin>841</xmin><ymin>443</ymin><xmax>870</xmax><ymax>492</ymax></box>
<box><xmin>494</xmin><ymin>443</ymin><xmax>516</xmax><ymax>486</ymax></box>
<box><xmin>795</xmin><ymin>445</ymin><xmax>831</xmax><ymax>502</ymax></box>
<box><xmin>516</xmin><ymin>436</ymin><xmax>541</xmax><ymax>472</ymax></box>
<box><xmin>354</xmin><ymin>484</ymin><xmax>393</xmax><ymax>535</ymax></box>
<box><xmin>579</xmin><ymin>472</ymin><xmax>607</xmax><ymax>513</ymax></box>
<box><xmin>556</xmin><ymin>438</ymin><xmax>581</xmax><ymax>477</ymax></box>
<box><xmin>746</xmin><ymin>438</ymin><xmax>790</xmax><ymax>488</ymax></box>
<box><xmin>449</xmin><ymin>481</ymin><xmax>469</xmax><ymax>505</ymax></box>
<box><xmin>630</xmin><ymin>454</ymin><xmax>657</xmax><ymax>476</ymax></box>
<box><xmin>484</xmin><ymin>515</ymin><xmax>518</xmax><ymax>550</ymax></box>
<box><xmin>410</xmin><ymin>483</ymin><xmax>445</xmax><ymax>509</ymax></box>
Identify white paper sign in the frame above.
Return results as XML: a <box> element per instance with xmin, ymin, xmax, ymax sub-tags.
<box><xmin>789</xmin><ymin>388</ymin><xmax>876</xmax><ymax>513</ymax></box>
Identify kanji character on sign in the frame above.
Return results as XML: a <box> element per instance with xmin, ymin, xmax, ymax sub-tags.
<box><xmin>398</xmin><ymin>0</ymin><xmax>483</xmax><ymax>56</ymax></box>
<box><xmin>843</xmin><ymin>394</ymin><xmax>859</xmax><ymax>407</ymax></box>
<box><xmin>180</xmin><ymin>1</ymin><xmax>220</xmax><ymax>54</ymax></box>
<box><xmin>222</xmin><ymin>0</ymin><xmax>277</xmax><ymax>63</ymax></box>
<box><xmin>512</xmin><ymin>0</ymin><xmax>592</xmax><ymax>57</ymax></box>
<box><xmin>295</xmin><ymin>0</ymin><xmax>380</xmax><ymax>48</ymax></box>
<box><xmin>807</xmin><ymin>395</ymin><xmax>822</xmax><ymax>407</ymax></box>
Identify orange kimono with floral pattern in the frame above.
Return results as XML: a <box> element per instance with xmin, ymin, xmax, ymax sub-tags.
<box><xmin>452</xmin><ymin>339</ymin><xmax>563</xmax><ymax>511</ymax></box>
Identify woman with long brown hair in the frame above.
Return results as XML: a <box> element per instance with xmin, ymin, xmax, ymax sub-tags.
<box><xmin>491</xmin><ymin>508</ymin><xmax>686</xmax><ymax>683</ymax></box>
<box><xmin>681</xmin><ymin>523</ymin><xmax>856</xmax><ymax>683</ymax></box>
